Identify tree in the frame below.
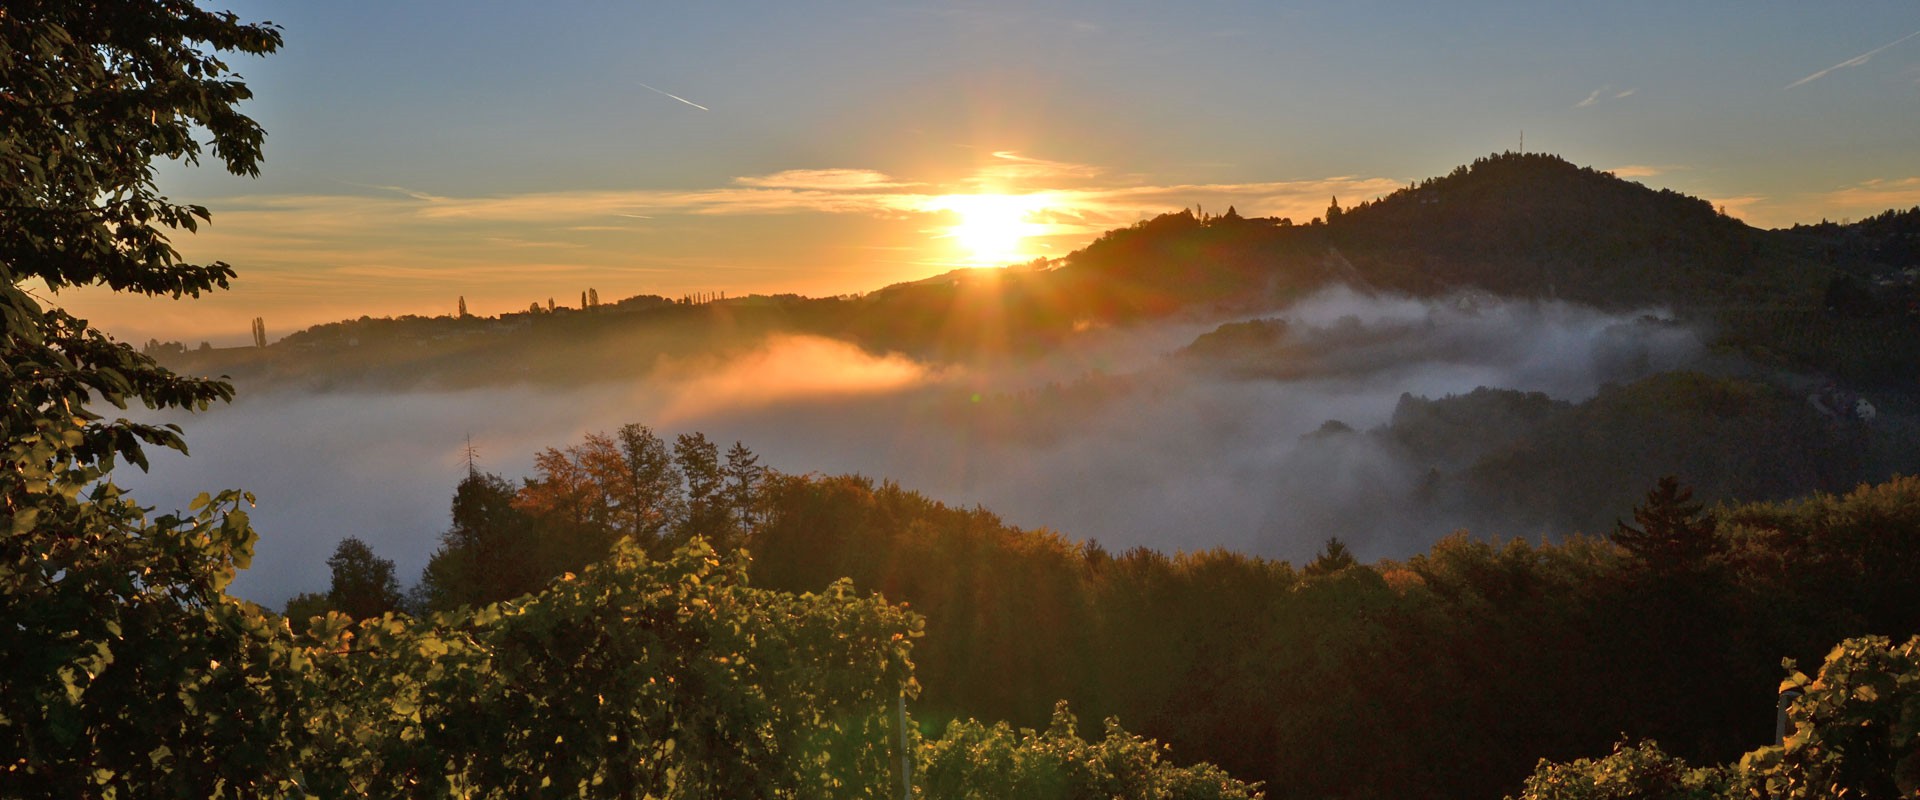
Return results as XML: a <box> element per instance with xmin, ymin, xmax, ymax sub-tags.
<box><xmin>1611</xmin><ymin>475</ymin><xmax>1723</xmax><ymax>570</ymax></box>
<box><xmin>325</xmin><ymin>537</ymin><xmax>401</xmax><ymax>619</ymax></box>
<box><xmin>724</xmin><ymin>440</ymin><xmax>767</xmax><ymax>527</ymax></box>
<box><xmin>1304</xmin><ymin>536</ymin><xmax>1358</xmax><ymax>576</ymax></box>
<box><xmin>0</xmin><ymin>4</ymin><xmax>305</xmax><ymax>795</ymax></box>
<box><xmin>418</xmin><ymin>469</ymin><xmax>539</xmax><ymax>610</ymax></box>
<box><xmin>604</xmin><ymin>423</ymin><xmax>686</xmax><ymax>548</ymax></box>
<box><xmin>302</xmin><ymin>539</ymin><xmax>926</xmax><ymax>798</ymax></box>
<box><xmin>675</xmin><ymin>431</ymin><xmax>733</xmax><ymax>545</ymax></box>
<box><xmin>282</xmin><ymin>590</ymin><xmax>331</xmax><ymax>622</ymax></box>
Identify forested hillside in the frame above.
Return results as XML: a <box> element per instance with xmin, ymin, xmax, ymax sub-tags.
<box><xmin>297</xmin><ymin>424</ymin><xmax>1920</xmax><ymax>799</ymax></box>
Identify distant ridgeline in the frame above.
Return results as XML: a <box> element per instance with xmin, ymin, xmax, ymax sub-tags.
<box><xmin>163</xmin><ymin>152</ymin><xmax>1920</xmax><ymax>392</ymax></box>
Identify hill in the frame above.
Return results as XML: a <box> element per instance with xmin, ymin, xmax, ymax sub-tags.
<box><xmin>161</xmin><ymin>152</ymin><xmax>1920</xmax><ymax>394</ymax></box>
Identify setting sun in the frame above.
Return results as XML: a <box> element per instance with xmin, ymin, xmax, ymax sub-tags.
<box><xmin>926</xmin><ymin>193</ymin><xmax>1052</xmax><ymax>266</ymax></box>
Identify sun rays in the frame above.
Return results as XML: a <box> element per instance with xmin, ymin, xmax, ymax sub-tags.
<box><xmin>924</xmin><ymin>193</ymin><xmax>1055</xmax><ymax>266</ymax></box>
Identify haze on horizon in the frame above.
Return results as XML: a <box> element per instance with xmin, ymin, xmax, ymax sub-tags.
<box><xmin>117</xmin><ymin>285</ymin><xmax>1712</xmax><ymax>608</ymax></box>
<box><xmin>46</xmin><ymin>2</ymin><xmax>1920</xmax><ymax>347</ymax></box>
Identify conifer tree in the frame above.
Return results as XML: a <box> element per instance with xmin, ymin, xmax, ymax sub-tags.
<box><xmin>1611</xmin><ymin>475</ymin><xmax>1724</xmax><ymax>570</ymax></box>
<box><xmin>1305</xmin><ymin>536</ymin><xmax>1358</xmax><ymax>576</ymax></box>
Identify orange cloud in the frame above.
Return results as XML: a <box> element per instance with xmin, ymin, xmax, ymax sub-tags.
<box><xmin>733</xmin><ymin>168</ymin><xmax>922</xmax><ymax>190</ymax></box>
<box><xmin>1822</xmin><ymin>177</ymin><xmax>1920</xmax><ymax>210</ymax></box>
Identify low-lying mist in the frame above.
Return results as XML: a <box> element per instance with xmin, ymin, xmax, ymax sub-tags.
<box><xmin>118</xmin><ymin>286</ymin><xmax>1708</xmax><ymax>607</ymax></box>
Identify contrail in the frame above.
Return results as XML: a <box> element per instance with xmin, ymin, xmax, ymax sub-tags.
<box><xmin>1786</xmin><ymin>28</ymin><xmax>1920</xmax><ymax>89</ymax></box>
<box><xmin>637</xmin><ymin>81</ymin><xmax>710</xmax><ymax>111</ymax></box>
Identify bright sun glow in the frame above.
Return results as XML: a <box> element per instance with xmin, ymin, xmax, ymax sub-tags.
<box><xmin>927</xmin><ymin>194</ymin><xmax>1052</xmax><ymax>266</ymax></box>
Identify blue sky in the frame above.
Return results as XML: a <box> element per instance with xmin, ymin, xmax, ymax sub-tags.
<box><xmin>65</xmin><ymin>1</ymin><xmax>1920</xmax><ymax>344</ymax></box>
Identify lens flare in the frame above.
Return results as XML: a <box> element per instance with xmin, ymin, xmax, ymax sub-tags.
<box><xmin>926</xmin><ymin>194</ymin><xmax>1051</xmax><ymax>266</ymax></box>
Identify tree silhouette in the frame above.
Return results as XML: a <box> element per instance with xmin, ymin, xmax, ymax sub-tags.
<box><xmin>418</xmin><ymin>470</ymin><xmax>540</xmax><ymax>610</ymax></box>
<box><xmin>325</xmin><ymin>537</ymin><xmax>401</xmax><ymax>619</ymax></box>
<box><xmin>1611</xmin><ymin>475</ymin><xmax>1724</xmax><ymax>570</ymax></box>
<box><xmin>675</xmin><ymin>432</ymin><xmax>733</xmax><ymax>546</ymax></box>
<box><xmin>724</xmin><ymin>441</ymin><xmax>767</xmax><ymax>527</ymax></box>
<box><xmin>1305</xmin><ymin>536</ymin><xmax>1358</xmax><ymax>576</ymax></box>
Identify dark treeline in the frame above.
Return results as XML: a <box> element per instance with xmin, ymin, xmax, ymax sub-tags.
<box><xmin>302</xmin><ymin>425</ymin><xmax>1920</xmax><ymax>799</ymax></box>
<box><xmin>748</xmin><ymin>471</ymin><xmax>1920</xmax><ymax>798</ymax></box>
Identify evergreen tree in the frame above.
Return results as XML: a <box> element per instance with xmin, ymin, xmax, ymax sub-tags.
<box><xmin>675</xmin><ymin>432</ymin><xmax>732</xmax><ymax>546</ymax></box>
<box><xmin>724</xmin><ymin>440</ymin><xmax>768</xmax><ymax>527</ymax></box>
<box><xmin>418</xmin><ymin>470</ymin><xmax>539</xmax><ymax>610</ymax></box>
<box><xmin>1611</xmin><ymin>475</ymin><xmax>1723</xmax><ymax>570</ymax></box>
<box><xmin>1304</xmin><ymin>536</ymin><xmax>1358</xmax><ymax>576</ymax></box>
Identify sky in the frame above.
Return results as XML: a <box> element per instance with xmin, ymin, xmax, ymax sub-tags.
<box><xmin>51</xmin><ymin>1</ymin><xmax>1920</xmax><ymax>345</ymax></box>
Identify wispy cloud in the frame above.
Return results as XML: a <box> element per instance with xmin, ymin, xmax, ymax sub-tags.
<box><xmin>130</xmin><ymin>156</ymin><xmax>1412</xmax><ymax>336</ymax></box>
<box><xmin>199</xmin><ymin>165</ymin><xmax>1410</xmax><ymax>243</ymax></box>
<box><xmin>1821</xmin><ymin>176</ymin><xmax>1920</xmax><ymax>209</ymax></box>
<box><xmin>1576</xmin><ymin>85</ymin><xmax>1638</xmax><ymax>108</ymax></box>
<box><xmin>636</xmin><ymin>81</ymin><xmax>710</xmax><ymax>111</ymax></box>
<box><xmin>1608</xmin><ymin>164</ymin><xmax>1675</xmax><ymax>179</ymax></box>
<box><xmin>967</xmin><ymin>151</ymin><xmax>1108</xmax><ymax>187</ymax></box>
<box><xmin>1786</xmin><ymin>29</ymin><xmax>1920</xmax><ymax>89</ymax></box>
<box><xmin>734</xmin><ymin>169</ymin><xmax>921</xmax><ymax>190</ymax></box>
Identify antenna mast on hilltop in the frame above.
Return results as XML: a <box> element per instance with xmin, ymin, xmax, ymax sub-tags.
<box><xmin>1519</xmin><ymin>130</ymin><xmax>1524</xmax><ymax>154</ymax></box>
<box><xmin>462</xmin><ymin>434</ymin><xmax>480</xmax><ymax>478</ymax></box>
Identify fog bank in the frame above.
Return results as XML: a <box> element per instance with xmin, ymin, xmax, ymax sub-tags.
<box><xmin>116</xmin><ymin>286</ymin><xmax>1705</xmax><ymax>606</ymax></box>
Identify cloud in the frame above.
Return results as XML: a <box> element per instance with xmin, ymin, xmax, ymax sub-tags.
<box><xmin>1575</xmin><ymin>85</ymin><xmax>1638</xmax><ymax>108</ymax></box>
<box><xmin>1821</xmin><ymin>177</ymin><xmax>1920</xmax><ymax>210</ymax></box>
<box><xmin>193</xmin><ymin>165</ymin><xmax>1405</xmax><ymax>234</ymax></box>
<box><xmin>650</xmin><ymin>335</ymin><xmax>943</xmax><ymax>422</ymax></box>
<box><xmin>99</xmin><ymin>156</ymin><xmax>1410</xmax><ymax>340</ymax></box>
<box><xmin>966</xmin><ymin>151</ymin><xmax>1108</xmax><ymax>187</ymax></box>
<box><xmin>1608</xmin><ymin>164</ymin><xmax>1671</xmax><ymax>178</ymax></box>
<box><xmin>1786</xmin><ymin>29</ymin><xmax>1920</xmax><ymax>89</ymax></box>
<box><xmin>733</xmin><ymin>169</ymin><xmax>921</xmax><ymax>190</ymax></box>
